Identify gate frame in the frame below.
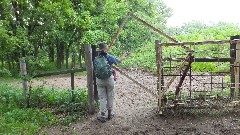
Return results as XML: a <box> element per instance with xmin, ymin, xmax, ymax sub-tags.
<box><xmin>156</xmin><ymin>37</ymin><xmax>240</xmax><ymax>112</ymax></box>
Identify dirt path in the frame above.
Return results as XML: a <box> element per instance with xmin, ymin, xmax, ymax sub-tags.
<box><xmin>35</xmin><ymin>70</ymin><xmax>240</xmax><ymax>135</ymax></box>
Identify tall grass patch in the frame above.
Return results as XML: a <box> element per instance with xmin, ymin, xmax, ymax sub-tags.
<box><xmin>0</xmin><ymin>84</ymin><xmax>89</xmax><ymax>134</ymax></box>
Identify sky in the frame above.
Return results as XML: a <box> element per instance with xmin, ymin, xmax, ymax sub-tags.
<box><xmin>162</xmin><ymin>0</ymin><xmax>240</xmax><ymax>27</ymax></box>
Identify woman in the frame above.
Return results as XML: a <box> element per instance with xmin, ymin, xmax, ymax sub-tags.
<box><xmin>94</xmin><ymin>42</ymin><xmax>130</xmax><ymax>122</ymax></box>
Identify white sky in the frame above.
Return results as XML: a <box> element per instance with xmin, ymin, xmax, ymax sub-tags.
<box><xmin>162</xmin><ymin>0</ymin><xmax>240</xmax><ymax>27</ymax></box>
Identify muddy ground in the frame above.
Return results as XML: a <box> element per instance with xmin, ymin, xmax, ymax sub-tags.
<box><xmin>24</xmin><ymin>69</ymin><xmax>240</xmax><ymax>135</ymax></box>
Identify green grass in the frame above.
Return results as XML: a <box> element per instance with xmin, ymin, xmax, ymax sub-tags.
<box><xmin>0</xmin><ymin>83</ymin><xmax>89</xmax><ymax>134</ymax></box>
<box><xmin>0</xmin><ymin>77</ymin><xmax>21</xmax><ymax>84</ymax></box>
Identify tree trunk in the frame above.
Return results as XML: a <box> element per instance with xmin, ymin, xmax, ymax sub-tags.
<box><xmin>34</xmin><ymin>42</ymin><xmax>39</xmax><ymax>57</ymax></box>
<box><xmin>60</xmin><ymin>42</ymin><xmax>64</xmax><ymax>66</ymax></box>
<box><xmin>56</xmin><ymin>38</ymin><xmax>61</xmax><ymax>69</ymax></box>
<box><xmin>7</xmin><ymin>54</ymin><xmax>12</xmax><ymax>70</ymax></box>
<box><xmin>49</xmin><ymin>43</ymin><xmax>54</xmax><ymax>62</ymax></box>
<box><xmin>79</xmin><ymin>44</ymin><xmax>84</xmax><ymax>68</ymax></box>
<box><xmin>0</xmin><ymin>56</ymin><xmax>3</xmax><ymax>68</ymax></box>
<box><xmin>11</xmin><ymin>57</ymin><xmax>15</xmax><ymax>69</ymax></box>
<box><xmin>66</xmin><ymin>46</ymin><xmax>69</xmax><ymax>69</ymax></box>
<box><xmin>20</xmin><ymin>57</ymin><xmax>29</xmax><ymax>107</ymax></box>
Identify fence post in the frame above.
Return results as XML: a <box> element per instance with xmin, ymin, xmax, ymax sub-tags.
<box><xmin>71</xmin><ymin>52</ymin><xmax>75</xmax><ymax>101</ymax></box>
<box><xmin>84</xmin><ymin>44</ymin><xmax>95</xmax><ymax>114</ymax></box>
<box><xmin>155</xmin><ymin>40</ymin><xmax>163</xmax><ymax>114</ymax></box>
<box><xmin>234</xmin><ymin>36</ymin><xmax>240</xmax><ymax>98</ymax></box>
<box><xmin>230</xmin><ymin>35</ymin><xmax>240</xmax><ymax>99</ymax></box>
<box><xmin>20</xmin><ymin>57</ymin><xmax>29</xmax><ymax>99</ymax></box>
<box><xmin>91</xmin><ymin>45</ymin><xmax>99</xmax><ymax>101</ymax></box>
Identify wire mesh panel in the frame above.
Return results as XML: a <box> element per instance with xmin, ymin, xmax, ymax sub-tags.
<box><xmin>158</xmin><ymin>39</ymin><xmax>240</xmax><ymax>109</ymax></box>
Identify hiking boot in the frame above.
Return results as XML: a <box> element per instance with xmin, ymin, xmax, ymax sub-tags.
<box><xmin>108</xmin><ymin>110</ymin><xmax>115</xmax><ymax>120</ymax></box>
<box><xmin>97</xmin><ymin>112</ymin><xmax>106</xmax><ymax>123</ymax></box>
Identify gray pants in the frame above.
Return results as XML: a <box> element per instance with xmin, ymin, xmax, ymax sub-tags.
<box><xmin>96</xmin><ymin>75</ymin><xmax>115</xmax><ymax>114</ymax></box>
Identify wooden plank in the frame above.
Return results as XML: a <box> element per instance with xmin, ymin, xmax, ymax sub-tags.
<box><xmin>32</xmin><ymin>68</ymin><xmax>86</xmax><ymax>78</ymax></box>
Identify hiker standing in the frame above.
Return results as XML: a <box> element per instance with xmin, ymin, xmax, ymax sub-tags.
<box><xmin>94</xmin><ymin>42</ymin><xmax>129</xmax><ymax>122</ymax></box>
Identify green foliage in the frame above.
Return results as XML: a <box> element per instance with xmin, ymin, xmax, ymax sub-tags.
<box><xmin>0</xmin><ymin>67</ymin><xmax>12</xmax><ymax>77</ymax></box>
<box><xmin>224</xmin><ymin>75</ymin><xmax>231</xmax><ymax>83</ymax></box>
<box><xmin>121</xmin><ymin>22</ymin><xmax>240</xmax><ymax>73</ymax></box>
<box><xmin>0</xmin><ymin>83</ymin><xmax>88</xmax><ymax>134</ymax></box>
<box><xmin>28</xmin><ymin>85</ymin><xmax>88</xmax><ymax>113</ymax></box>
<box><xmin>0</xmin><ymin>108</ymin><xmax>57</xmax><ymax>134</ymax></box>
<box><xmin>191</xmin><ymin>62</ymin><xmax>217</xmax><ymax>72</ymax></box>
<box><xmin>26</xmin><ymin>50</ymin><xmax>56</xmax><ymax>76</ymax></box>
<box><xmin>1</xmin><ymin>0</ymin><xmax>172</xmax><ymax>75</ymax></box>
<box><xmin>121</xmin><ymin>42</ymin><xmax>157</xmax><ymax>71</ymax></box>
<box><xmin>81</xmin><ymin>30</ymin><xmax>110</xmax><ymax>44</ymax></box>
<box><xmin>1</xmin><ymin>0</ymin><xmax>239</xmax><ymax>79</ymax></box>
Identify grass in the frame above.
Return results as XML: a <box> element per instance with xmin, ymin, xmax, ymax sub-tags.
<box><xmin>0</xmin><ymin>77</ymin><xmax>21</xmax><ymax>84</ymax></box>
<box><xmin>0</xmin><ymin>82</ymin><xmax>89</xmax><ymax>134</ymax></box>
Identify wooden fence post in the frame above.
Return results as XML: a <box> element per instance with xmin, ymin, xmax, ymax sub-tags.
<box><xmin>234</xmin><ymin>36</ymin><xmax>240</xmax><ymax>98</ymax></box>
<box><xmin>230</xmin><ymin>36</ymin><xmax>236</xmax><ymax>98</ymax></box>
<box><xmin>156</xmin><ymin>40</ymin><xmax>163</xmax><ymax>114</ymax></box>
<box><xmin>84</xmin><ymin>44</ymin><xmax>95</xmax><ymax>114</ymax></box>
<box><xmin>20</xmin><ymin>57</ymin><xmax>29</xmax><ymax>99</ymax></box>
<box><xmin>230</xmin><ymin>35</ymin><xmax>240</xmax><ymax>99</ymax></box>
<box><xmin>71</xmin><ymin>52</ymin><xmax>75</xmax><ymax>101</ymax></box>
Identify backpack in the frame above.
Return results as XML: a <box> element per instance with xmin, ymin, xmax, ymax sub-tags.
<box><xmin>94</xmin><ymin>55</ymin><xmax>112</xmax><ymax>79</ymax></box>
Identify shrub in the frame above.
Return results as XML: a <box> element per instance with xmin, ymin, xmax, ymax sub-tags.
<box><xmin>0</xmin><ymin>68</ymin><xmax>12</xmax><ymax>77</ymax></box>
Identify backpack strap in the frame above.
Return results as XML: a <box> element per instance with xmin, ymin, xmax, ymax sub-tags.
<box><xmin>102</xmin><ymin>54</ymin><xmax>111</xmax><ymax>66</ymax></box>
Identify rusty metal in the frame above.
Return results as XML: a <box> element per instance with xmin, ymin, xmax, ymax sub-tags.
<box><xmin>162</xmin><ymin>74</ymin><xmax>228</xmax><ymax>76</ymax></box>
<box><xmin>128</xmin><ymin>13</ymin><xmax>193</xmax><ymax>52</ymax></box>
<box><xmin>107</xmin><ymin>13</ymin><xmax>131</xmax><ymax>52</ymax></box>
<box><xmin>161</xmin><ymin>53</ymin><xmax>193</xmax><ymax>97</ymax></box>
<box><xmin>163</xmin><ymin>58</ymin><xmax>231</xmax><ymax>62</ymax></box>
<box><xmin>175</xmin><ymin>54</ymin><xmax>194</xmax><ymax>96</ymax></box>
<box><xmin>160</xmin><ymin>39</ymin><xmax>240</xmax><ymax>46</ymax></box>
<box><xmin>128</xmin><ymin>13</ymin><xmax>178</xmax><ymax>43</ymax></box>
<box><xmin>107</xmin><ymin>12</ymin><xmax>193</xmax><ymax>52</ymax></box>
<box><xmin>118</xmin><ymin>69</ymin><xmax>158</xmax><ymax>98</ymax></box>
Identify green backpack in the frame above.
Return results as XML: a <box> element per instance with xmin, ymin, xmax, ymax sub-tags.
<box><xmin>94</xmin><ymin>55</ymin><xmax>112</xmax><ymax>79</ymax></box>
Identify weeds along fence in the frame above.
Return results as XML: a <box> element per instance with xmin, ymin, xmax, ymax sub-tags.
<box><xmin>156</xmin><ymin>36</ymin><xmax>240</xmax><ymax>112</ymax></box>
<box><xmin>19</xmin><ymin>46</ymin><xmax>95</xmax><ymax>114</ymax></box>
